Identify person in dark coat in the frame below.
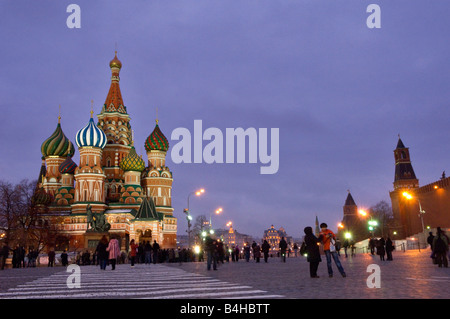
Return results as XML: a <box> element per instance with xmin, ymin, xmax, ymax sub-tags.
<box><xmin>61</xmin><ymin>249</ymin><xmax>69</xmax><ymax>267</ymax></box>
<box><xmin>377</xmin><ymin>237</ymin><xmax>386</xmax><ymax>261</ymax></box>
<box><xmin>261</xmin><ymin>240</ymin><xmax>271</xmax><ymax>263</ymax></box>
<box><xmin>48</xmin><ymin>250</ymin><xmax>56</xmax><ymax>267</ymax></box>
<box><xmin>303</xmin><ymin>227</ymin><xmax>323</xmax><ymax>278</ymax></box>
<box><xmin>96</xmin><ymin>236</ymin><xmax>109</xmax><ymax>270</ymax></box>
<box><xmin>385</xmin><ymin>237</ymin><xmax>394</xmax><ymax>261</ymax></box>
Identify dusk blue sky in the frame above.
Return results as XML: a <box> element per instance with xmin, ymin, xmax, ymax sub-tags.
<box><xmin>1</xmin><ymin>1</ymin><xmax>449</xmax><ymax>238</ymax></box>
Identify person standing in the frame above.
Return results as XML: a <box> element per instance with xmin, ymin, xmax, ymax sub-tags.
<box><xmin>204</xmin><ymin>235</ymin><xmax>218</xmax><ymax>271</ymax></box>
<box><xmin>61</xmin><ymin>249</ymin><xmax>69</xmax><ymax>267</ymax></box>
<box><xmin>262</xmin><ymin>240</ymin><xmax>271</xmax><ymax>263</ymax></box>
<box><xmin>253</xmin><ymin>244</ymin><xmax>261</xmax><ymax>263</ymax></box>
<box><xmin>385</xmin><ymin>237</ymin><xmax>394</xmax><ymax>261</ymax></box>
<box><xmin>152</xmin><ymin>240</ymin><xmax>160</xmax><ymax>264</ymax></box>
<box><xmin>144</xmin><ymin>241</ymin><xmax>152</xmax><ymax>265</ymax></box>
<box><xmin>343</xmin><ymin>238</ymin><xmax>350</xmax><ymax>258</ymax></box>
<box><xmin>96</xmin><ymin>236</ymin><xmax>109</xmax><ymax>270</ymax></box>
<box><xmin>279</xmin><ymin>237</ymin><xmax>288</xmax><ymax>262</ymax></box>
<box><xmin>129</xmin><ymin>239</ymin><xmax>138</xmax><ymax>267</ymax></box>
<box><xmin>244</xmin><ymin>243</ymin><xmax>251</xmax><ymax>262</ymax></box>
<box><xmin>320</xmin><ymin>223</ymin><xmax>346</xmax><ymax>278</ymax></box>
<box><xmin>106</xmin><ymin>236</ymin><xmax>120</xmax><ymax>270</ymax></box>
<box><xmin>432</xmin><ymin>227</ymin><xmax>449</xmax><ymax>268</ymax></box>
<box><xmin>377</xmin><ymin>237</ymin><xmax>386</xmax><ymax>261</ymax></box>
<box><xmin>48</xmin><ymin>249</ymin><xmax>55</xmax><ymax>267</ymax></box>
<box><xmin>303</xmin><ymin>227</ymin><xmax>323</xmax><ymax>278</ymax></box>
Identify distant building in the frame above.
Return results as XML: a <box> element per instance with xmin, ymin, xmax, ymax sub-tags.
<box><xmin>389</xmin><ymin>137</ymin><xmax>450</xmax><ymax>238</ymax></box>
<box><xmin>263</xmin><ymin>225</ymin><xmax>293</xmax><ymax>253</ymax></box>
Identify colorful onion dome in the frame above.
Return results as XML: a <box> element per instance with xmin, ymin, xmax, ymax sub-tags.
<box><xmin>76</xmin><ymin>114</ymin><xmax>107</xmax><ymax>149</ymax></box>
<box><xmin>120</xmin><ymin>146</ymin><xmax>145</xmax><ymax>172</ymax></box>
<box><xmin>59</xmin><ymin>156</ymin><xmax>78</xmax><ymax>174</ymax></box>
<box><xmin>144</xmin><ymin>121</ymin><xmax>169</xmax><ymax>152</ymax></box>
<box><xmin>109</xmin><ymin>51</ymin><xmax>122</xmax><ymax>69</ymax></box>
<box><xmin>41</xmin><ymin>121</ymin><xmax>75</xmax><ymax>158</ymax></box>
<box><xmin>32</xmin><ymin>187</ymin><xmax>53</xmax><ymax>206</ymax></box>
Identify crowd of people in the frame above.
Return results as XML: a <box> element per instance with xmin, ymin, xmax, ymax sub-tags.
<box><xmin>368</xmin><ymin>236</ymin><xmax>395</xmax><ymax>261</ymax></box>
<box><xmin>1</xmin><ymin>226</ymin><xmax>448</xmax><ymax>272</ymax></box>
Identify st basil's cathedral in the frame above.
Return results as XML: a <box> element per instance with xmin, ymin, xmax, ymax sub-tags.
<box><xmin>35</xmin><ymin>52</ymin><xmax>177</xmax><ymax>252</ymax></box>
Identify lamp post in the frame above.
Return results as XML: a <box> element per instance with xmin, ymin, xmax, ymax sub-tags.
<box><xmin>402</xmin><ymin>191</ymin><xmax>425</xmax><ymax>233</ymax></box>
<box><xmin>209</xmin><ymin>207</ymin><xmax>223</xmax><ymax>229</ymax></box>
<box><xmin>185</xmin><ymin>188</ymin><xmax>205</xmax><ymax>248</ymax></box>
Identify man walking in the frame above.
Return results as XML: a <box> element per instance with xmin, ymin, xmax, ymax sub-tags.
<box><xmin>320</xmin><ymin>223</ymin><xmax>346</xmax><ymax>278</ymax></box>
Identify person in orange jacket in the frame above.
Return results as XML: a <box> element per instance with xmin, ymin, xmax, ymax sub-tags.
<box><xmin>320</xmin><ymin>223</ymin><xmax>346</xmax><ymax>278</ymax></box>
<box><xmin>129</xmin><ymin>239</ymin><xmax>138</xmax><ymax>267</ymax></box>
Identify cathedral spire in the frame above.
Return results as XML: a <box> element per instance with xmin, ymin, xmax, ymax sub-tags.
<box><xmin>103</xmin><ymin>51</ymin><xmax>126</xmax><ymax>114</ymax></box>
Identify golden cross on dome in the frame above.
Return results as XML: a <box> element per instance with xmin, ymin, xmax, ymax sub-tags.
<box><xmin>156</xmin><ymin>107</ymin><xmax>159</xmax><ymax>124</ymax></box>
<box><xmin>58</xmin><ymin>105</ymin><xmax>61</xmax><ymax>123</ymax></box>
<box><xmin>90</xmin><ymin>100</ymin><xmax>94</xmax><ymax>118</ymax></box>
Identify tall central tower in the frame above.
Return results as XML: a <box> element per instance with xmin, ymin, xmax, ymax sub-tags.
<box><xmin>96</xmin><ymin>52</ymin><xmax>132</xmax><ymax>203</ymax></box>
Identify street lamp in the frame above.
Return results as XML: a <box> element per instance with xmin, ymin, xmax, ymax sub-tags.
<box><xmin>209</xmin><ymin>207</ymin><xmax>223</xmax><ymax>229</ymax></box>
<box><xmin>185</xmin><ymin>188</ymin><xmax>205</xmax><ymax>248</ymax></box>
<box><xmin>402</xmin><ymin>191</ymin><xmax>425</xmax><ymax>233</ymax></box>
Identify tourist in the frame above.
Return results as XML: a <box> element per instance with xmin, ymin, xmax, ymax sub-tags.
<box><xmin>432</xmin><ymin>227</ymin><xmax>449</xmax><ymax>268</ymax></box>
<box><xmin>343</xmin><ymin>238</ymin><xmax>350</xmax><ymax>258</ymax></box>
<box><xmin>303</xmin><ymin>226</ymin><xmax>323</xmax><ymax>278</ymax></box>
<box><xmin>253</xmin><ymin>243</ymin><xmax>261</xmax><ymax>263</ymax></box>
<box><xmin>152</xmin><ymin>240</ymin><xmax>160</xmax><ymax>264</ymax></box>
<box><xmin>377</xmin><ymin>237</ymin><xmax>386</xmax><ymax>261</ymax></box>
<box><xmin>279</xmin><ymin>237</ymin><xmax>288</xmax><ymax>262</ymax></box>
<box><xmin>244</xmin><ymin>242</ymin><xmax>251</xmax><ymax>262</ymax></box>
<box><xmin>262</xmin><ymin>240</ymin><xmax>270</xmax><ymax>263</ymax></box>
<box><xmin>385</xmin><ymin>237</ymin><xmax>394</xmax><ymax>261</ymax></box>
<box><xmin>204</xmin><ymin>234</ymin><xmax>218</xmax><ymax>271</ymax></box>
<box><xmin>129</xmin><ymin>239</ymin><xmax>138</xmax><ymax>267</ymax></box>
<box><xmin>320</xmin><ymin>223</ymin><xmax>346</xmax><ymax>277</ymax></box>
<box><xmin>61</xmin><ymin>249</ymin><xmax>69</xmax><ymax>267</ymax></box>
<box><xmin>144</xmin><ymin>241</ymin><xmax>152</xmax><ymax>264</ymax></box>
<box><xmin>48</xmin><ymin>249</ymin><xmax>55</xmax><ymax>267</ymax></box>
<box><xmin>106</xmin><ymin>236</ymin><xmax>120</xmax><ymax>270</ymax></box>
<box><xmin>96</xmin><ymin>235</ymin><xmax>109</xmax><ymax>270</ymax></box>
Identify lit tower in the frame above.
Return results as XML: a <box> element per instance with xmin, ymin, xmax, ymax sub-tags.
<box><xmin>389</xmin><ymin>136</ymin><xmax>420</xmax><ymax>238</ymax></box>
<box><xmin>72</xmin><ymin>109</ymin><xmax>107</xmax><ymax>214</ymax></box>
<box><xmin>392</xmin><ymin>136</ymin><xmax>419</xmax><ymax>190</ymax></box>
<box><xmin>142</xmin><ymin>119</ymin><xmax>177</xmax><ymax>247</ymax></box>
<box><xmin>96</xmin><ymin>51</ymin><xmax>132</xmax><ymax>203</ymax></box>
<box><xmin>142</xmin><ymin>120</ymin><xmax>173</xmax><ymax>214</ymax></box>
<box><xmin>40</xmin><ymin>112</ymin><xmax>75</xmax><ymax>197</ymax></box>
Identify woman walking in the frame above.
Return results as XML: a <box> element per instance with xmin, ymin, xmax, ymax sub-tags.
<box><xmin>96</xmin><ymin>235</ymin><xmax>109</xmax><ymax>270</ymax></box>
<box><xmin>303</xmin><ymin>226</ymin><xmax>323</xmax><ymax>278</ymax></box>
<box><xmin>106</xmin><ymin>236</ymin><xmax>120</xmax><ymax>270</ymax></box>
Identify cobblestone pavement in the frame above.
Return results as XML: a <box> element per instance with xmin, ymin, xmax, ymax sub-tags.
<box><xmin>0</xmin><ymin>249</ymin><xmax>448</xmax><ymax>299</ymax></box>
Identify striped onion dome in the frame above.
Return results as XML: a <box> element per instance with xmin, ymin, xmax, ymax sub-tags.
<box><xmin>76</xmin><ymin>116</ymin><xmax>107</xmax><ymax>149</ymax></box>
<box><xmin>41</xmin><ymin>122</ymin><xmax>75</xmax><ymax>158</ymax></box>
<box><xmin>120</xmin><ymin>146</ymin><xmax>145</xmax><ymax>172</ymax></box>
<box><xmin>32</xmin><ymin>187</ymin><xmax>53</xmax><ymax>206</ymax></box>
<box><xmin>144</xmin><ymin>122</ymin><xmax>169</xmax><ymax>152</ymax></box>
<box><xmin>59</xmin><ymin>156</ymin><xmax>78</xmax><ymax>174</ymax></box>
